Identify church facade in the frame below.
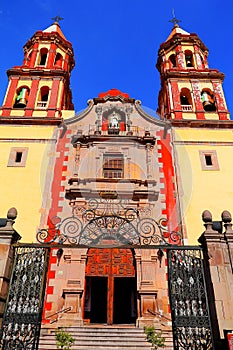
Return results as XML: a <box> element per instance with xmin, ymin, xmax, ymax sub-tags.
<box><xmin>0</xmin><ymin>20</ymin><xmax>233</xmax><ymax>349</ymax></box>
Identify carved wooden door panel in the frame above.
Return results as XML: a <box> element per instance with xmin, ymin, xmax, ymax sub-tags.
<box><xmin>85</xmin><ymin>248</ymin><xmax>135</xmax><ymax>324</ymax></box>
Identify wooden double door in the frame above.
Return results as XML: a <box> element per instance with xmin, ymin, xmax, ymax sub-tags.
<box><xmin>84</xmin><ymin>248</ymin><xmax>137</xmax><ymax>324</ymax></box>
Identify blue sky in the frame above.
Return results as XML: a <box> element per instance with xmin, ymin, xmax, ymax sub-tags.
<box><xmin>0</xmin><ymin>1</ymin><xmax>232</xmax><ymax>115</ymax></box>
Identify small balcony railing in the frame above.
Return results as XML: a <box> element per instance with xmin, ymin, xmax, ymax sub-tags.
<box><xmin>37</xmin><ymin>101</ymin><xmax>48</xmax><ymax>108</ymax></box>
<box><xmin>88</xmin><ymin>125</ymin><xmax>142</xmax><ymax>136</ymax></box>
<box><xmin>181</xmin><ymin>105</ymin><xmax>193</xmax><ymax>112</ymax></box>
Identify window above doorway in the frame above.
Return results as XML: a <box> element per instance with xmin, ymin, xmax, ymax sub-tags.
<box><xmin>103</xmin><ymin>154</ymin><xmax>123</xmax><ymax>179</ymax></box>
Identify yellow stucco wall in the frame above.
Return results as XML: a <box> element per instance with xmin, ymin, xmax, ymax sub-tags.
<box><xmin>173</xmin><ymin>127</ymin><xmax>233</xmax><ymax>244</ymax></box>
<box><xmin>0</xmin><ymin>125</ymin><xmax>57</xmax><ymax>242</ymax></box>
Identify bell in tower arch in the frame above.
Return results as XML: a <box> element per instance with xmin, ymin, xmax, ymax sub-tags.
<box><xmin>201</xmin><ymin>90</ymin><xmax>216</xmax><ymax>112</ymax></box>
<box><xmin>14</xmin><ymin>87</ymin><xmax>29</xmax><ymax>108</ymax></box>
<box><xmin>185</xmin><ymin>50</ymin><xmax>194</xmax><ymax>68</ymax></box>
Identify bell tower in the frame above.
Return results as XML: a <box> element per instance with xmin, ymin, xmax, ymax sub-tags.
<box><xmin>156</xmin><ymin>21</ymin><xmax>229</xmax><ymax>121</ymax></box>
<box><xmin>0</xmin><ymin>20</ymin><xmax>75</xmax><ymax>241</ymax></box>
<box><xmin>0</xmin><ymin>19</ymin><xmax>75</xmax><ymax>120</ymax></box>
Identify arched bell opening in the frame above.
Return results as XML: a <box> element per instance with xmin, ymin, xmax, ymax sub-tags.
<box><xmin>37</xmin><ymin>86</ymin><xmax>50</xmax><ymax>108</ymax></box>
<box><xmin>38</xmin><ymin>48</ymin><xmax>48</xmax><ymax>66</ymax></box>
<box><xmin>25</xmin><ymin>50</ymin><xmax>32</xmax><ymax>66</ymax></box>
<box><xmin>201</xmin><ymin>89</ymin><xmax>216</xmax><ymax>112</ymax></box>
<box><xmin>169</xmin><ymin>53</ymin><xmax>177</xmax><ymax>68</ymax></box>
<box><xmin>13</xmin><ymin>86</ymin><xmax>30</xmax><ymax>108</ymax></box>
<box><xmin>200</xmin><ymin>54</ymin><xmax>206</xmax><ymax>69</ymax></box>
<box><xmin>180</xmin><ymin>88</ymin><xmax>193</xmax><ymax>111</ymax></box>
<box><xmin>54</xmin><ymin>52</ymin><xmax>63</xmax><ymax>68</ymax></box>
<box><xmin>185</xmin><ymin>50</ymin><xmax>194</xmax><ymax>68</ymax></box>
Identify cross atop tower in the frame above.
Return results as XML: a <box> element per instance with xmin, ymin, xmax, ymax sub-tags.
<box><xmin>51</xmin><ymin>15</ymin><xmax>64</xmax><ymax>25</ymax></box>
<box><xmin>169</xmin><ymin>9</ymin><xmax>181</xmax><ymax>28</ymax></box>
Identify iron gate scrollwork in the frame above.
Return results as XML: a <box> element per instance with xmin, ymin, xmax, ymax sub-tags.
<box><xmin>167</xmin><ymin>248</ymin><xmax>214</xmax><ymax>350</ymax></box>
<box><xmin>0</xmin><ymin>246</ymin><xmax>49</xmax><ymax>350</ymax></box>
<box><xmin>36</xmin><ymin>198</ymin><xmax>181</xmax><ymax>246</ymax></box>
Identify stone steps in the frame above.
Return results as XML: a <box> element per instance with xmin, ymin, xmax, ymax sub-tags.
<box><xmin>39</xmin><ymin>325</ymin><xmax>174</xmax><ymax>350</ymax></box>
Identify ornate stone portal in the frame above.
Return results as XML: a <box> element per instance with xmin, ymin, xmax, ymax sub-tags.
<box><xmin>38</xmin><ymin>198</ymin><xmax>181</xmax><ymax>326</ymax></box>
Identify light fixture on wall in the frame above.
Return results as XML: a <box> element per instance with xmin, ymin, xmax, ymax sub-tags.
<box><xmin>157</xmin><ymin>248</ymin><xmax>164</xmax><ymax>267</ymax></box>
<box><xmin>56</xmin><ymin>248</ymin><xmax>64</xmax><ymax>266</ymax></box>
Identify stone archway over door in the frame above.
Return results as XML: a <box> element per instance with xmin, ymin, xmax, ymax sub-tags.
<box><xmin>84</xmin><ymin>248</ymin><xmax>137</xmax><ymax>325</ymax></box>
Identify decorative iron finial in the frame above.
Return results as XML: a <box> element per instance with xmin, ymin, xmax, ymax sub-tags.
<box><xmin>51</xmin><ymin>15</ymin><xmax>64</xmax><ymax>25</ymax></box>
<box><xmin>169</xmin><ymin>9</ymin><xmax>181</xmax><ymax>28</ymax></box>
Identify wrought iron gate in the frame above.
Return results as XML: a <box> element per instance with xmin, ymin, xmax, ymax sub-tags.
<box><xmin>0</xmin><ymin>220</ymin><xmax>215</xmax><ymax>350</ymax></box>
<box><xmin>167</xmin><ymin>247</ymin><xmax>214</xmax><ymax>350</ymax></box>
<box><xmin>0</xmin><ymin>246</ymin><xmax>49</xmax><ymax>350</ymax></box>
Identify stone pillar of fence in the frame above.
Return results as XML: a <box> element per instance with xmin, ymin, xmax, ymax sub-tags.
<box><xmin>0</xmin><ymin>208</ymin><xmax>21</xmax><ymax>326</ymax></box>
<box><xmin>199</xmin><ymin>210</ymin><xmax>233</xmax><ymax>347</ymax></box>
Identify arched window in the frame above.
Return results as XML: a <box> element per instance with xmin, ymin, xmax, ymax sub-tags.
<box><xmin>169</xmin><ymin>54</ymin><xmax>177</xmax><ymax>68</ymax></box>
<box><xmin>37</xmin><ymin>86</ymin><xmax>50</xmax><ymax>108</ymax></box>
<box><xmin>38</xmin><ymin>48</ymin><xmax>48</xmax><ymax>66</ymax></box>
<box><xmin>13</xmin><ymin>87</ymin><xmax>30</xmax><ymax>108</ymax></box>
<box><xmin>180</xmin><ymin>88</ymin><xmax>193</xmax><ymax>111</ymax></box>
<box><xmin>185</xmin><ymin>50</ymin><xmax>194</xmax><ymax>68</ymax></box>
<box><xmin>54</xmin><ymin>53</ymin><xmax>63</xmax><ymax>67</ymax></box>
<box><xmin>201</xmin><ymin>89</ymin><xmax>216</xmax><ymax>111</ymax></box>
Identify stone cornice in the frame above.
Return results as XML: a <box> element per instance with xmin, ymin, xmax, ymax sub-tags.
<box><xmin>0</xmin><ymin>116</ymin><xmax>63</xmax><ymax>126</ymax></box>
<box><xmin>171</xmin><ymin>119</ymin><xmax>233</xmax><ymax>128</ymax></box>
<box><xmin>0</xmin><ymin>230</ymin><xmax>21</xmax><ymax>244</ymax></box>
<box><xmin>7</xmin><ymin>67</ymin><xmax>69</xmax><ymax>78</ymax></box>
<box><xmin>158</xmin><ymin>33</ymin><xmax>208</xmax><ymax>53</ymax></box>
<box><xmin>66</xmin><ymin>186</ymin><xmax>159</xmax><ymax>201</ymax></box>
<box><xmin>162</xmin><ymin>69</ymin><xmax>224</xmax><ymax>81</ymax></box>
<box><xmin>68</xmin><ymin>177</ymin><xmax>157</xmax><ymax>186</ymax></box>
<box><xmin>93</xmin><ymin>96</ymin><xmax>135</xmax><ymax>104</ymax></box>
<box><xmin>71</xmin><ymin>133</ymin><xmax>156</xmax><ymax>147</ymax></box>
<box><xmin>24</xmin><ymin>30</ymin><xmax>73</xmax><ymax>52</ymax></box>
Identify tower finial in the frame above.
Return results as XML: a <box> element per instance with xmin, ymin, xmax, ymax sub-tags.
<box><xmin>169</xmin><ymin>9</ymin><xmax>181</xmax><ymax>28</ymax></box>
<box><xmin>51</xmin><ymin>15</ymin><xmax>64</xmax><ymax>25</ymax></box>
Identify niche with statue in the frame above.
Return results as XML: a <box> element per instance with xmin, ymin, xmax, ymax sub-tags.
<box><xmin>102</xmin><ymin>108</ymin><xmax>126</xmax><ymax>134</ymax></box>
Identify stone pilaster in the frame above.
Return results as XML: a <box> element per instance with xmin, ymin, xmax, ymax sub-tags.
<box><xmin>199</xmin><ymin>210</ymin><xmax>233</xmax><ymax>341</ymax></box>
<box><xmin>0</xmin><ymin>208</ymin><xmax>21</xmax><ymax>325</ymax></box>
<box><xmin>49</xmin><ymin>248</ymin><xmax>87</xmax><ymax>327</ymax></box>
<box><xmin>135</xmin><ymin>248</ymin><xmax>168</xmax><ymax>328</ymax></box>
